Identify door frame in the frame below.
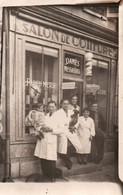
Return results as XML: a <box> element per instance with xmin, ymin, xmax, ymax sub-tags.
<box><xmin>61</xmin><ymin>44</ymin><xmax>86</xmax><ymax>111</ymax></box>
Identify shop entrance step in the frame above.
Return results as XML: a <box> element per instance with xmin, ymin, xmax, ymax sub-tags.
<box><xmin>56</xmin><ymin>152</ymin><xmax>115</xmax><ymax>166</ymax></box>
<box><xmin>57</xmin><ymin>162</ymin><xmax>102</xmax><ymax>177</ymax></box>
<box><xmin>56</xmin><ymin>152</ymin><xmax>115</xmax><ymax>177</ymax></box>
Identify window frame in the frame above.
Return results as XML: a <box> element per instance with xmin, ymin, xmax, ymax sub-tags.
<box><xmin>15</xmin><ymin>34</ymin><xmax>61</xmax><ymax>141</ymax></box>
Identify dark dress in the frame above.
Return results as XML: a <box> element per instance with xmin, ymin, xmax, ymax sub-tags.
<box><xmin>90</xmin><ymin>111</ymin><xmax>106</xmax><ymax>163</ymax></box>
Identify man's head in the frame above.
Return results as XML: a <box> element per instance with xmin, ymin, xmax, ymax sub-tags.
<box><xmin>90</xmin><ymin>102</ymin><xmax>98</xmax><ymax>112</ymax></box>
<box><xmin>60</xmin><ymin>99</ymin><xmax>69</xmax><ymax>111</ymax></box>
<box><xmin>48</xmin><ymin>101</ymin><xmax>56</xmax><ymax>114</ymax></box>
<box><xmin>70</xmin><ymin>95</ymin><xmax>78</xmax><ymax>106</ymax></box>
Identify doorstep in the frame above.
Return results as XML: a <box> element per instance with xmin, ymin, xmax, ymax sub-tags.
<box><xmin>6</xmin><ymin>152</ymin><xmax>115</xmax><ymax>182</ymax></box>
<box><xmin>57</xmin><ymin>162</ymin><xmax>102</xmax><ymax>177</ymax></box>
<box><xmin>57</xmin><ymin>151</ymin><xmax>115</xmax><ymax>177</ymax></box>
<box><xmin>12</xmin><ymin>162</ymin><xmax>102</xmax><ymax>183</ymax></box>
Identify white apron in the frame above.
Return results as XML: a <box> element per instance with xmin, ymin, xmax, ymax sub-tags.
<box><xmin>76</xmin><ymin>116</ymin><xmax>95</xmax><ymax>154</ymax></box>
<box><xmin>57</xmin><ymin>109</ymin><xmax>82</xmax><ymax>154</ymax></box>
<box><xmin>34</xmin><ymin>112</ymin><xmax>63</xmax><ymax>161</ymax></box>
<box><xmin>68</xmin><ymin>104</ymin><xmax>80</xmax><ymax>112</ymax></box>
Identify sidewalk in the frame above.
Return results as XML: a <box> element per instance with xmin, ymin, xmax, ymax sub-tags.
<box><xmin>68</xmin><ymin>163</ymin><xmax>120</xmax><ymax>183</ymax></box>
<box><xmin>12</xmin><ymin>163</ymin><xmax>120</xmax><ymax>183</ymax></box>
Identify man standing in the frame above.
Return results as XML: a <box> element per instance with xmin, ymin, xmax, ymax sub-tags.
<box><xmin>34</xmin><ymin>100</ymin><xmax>63</xmax><ymax>182</ymax></box>
<box><xmin>57</xmin><ymin>99</ymin><xmax>82</xmax><ymax>169</ymax></box>
<box><xmin>90</xmin><ymin>102</ymin><xmax>106</xmax><ymax>164</ymax></box>
<box><xmin>69</xmin><ymin>95</ymin><xmax>80</xmax><ymax>112</ymax></box>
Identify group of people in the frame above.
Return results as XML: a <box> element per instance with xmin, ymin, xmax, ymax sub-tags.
<box><xmin>27</xmin><ymin>95</ymin><xmax>106</xmax><ymax>182</ymax></box>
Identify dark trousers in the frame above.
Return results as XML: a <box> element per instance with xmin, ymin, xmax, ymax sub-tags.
<box><xmin>40</xmin><ymin>159</ymin><xmax>56</xmax><ymax>179</ymax></box>
<box><xmin>91</xmin><ymin>133</ymin><xmax>105</xmax><ymax>162</ymax></box>
<box><xmin>59</xmin><ymin>142</ymin><xmax>76</xmax><ymax>168</ymax></box>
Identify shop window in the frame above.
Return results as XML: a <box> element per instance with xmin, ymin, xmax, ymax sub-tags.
<box><xmin>86</xmin><ymin>60</ymin><xmax>108</xmax><ymax>124</ymax></box>
<box><xmin>25</xmin><ymin>43</ymin><xmax>59</xmax><ymax>136</ymax></box>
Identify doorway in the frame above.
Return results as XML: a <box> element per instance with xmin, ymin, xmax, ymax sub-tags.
<box><xmin>63</xmin><ymin>79</ymin><xmax>83</xmax><ymax>114</ymax></box>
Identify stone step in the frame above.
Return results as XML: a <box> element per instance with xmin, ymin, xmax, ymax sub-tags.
<box><xmin>1</xmin><ymin>152</ymin><xmax>115</xmax><ymax>181</ymax></box>
<box><xmin>57</xmin><ymin>162</ymin><xmax>102</xmax><ymax>177</ymax></box>
<box><xmin>56</xmin><ymin>156</ymin><xmax>77</xmax><ymax>166</ymax></box>
<box><xmin>57</xmin><ymin>152</ymin><xmax>115</xmax><ymax>177</ymax></box>
<box><xmin>56</xmin><ymin>152</ymin><xmax>115</xmax><ymax>166</ymax></box>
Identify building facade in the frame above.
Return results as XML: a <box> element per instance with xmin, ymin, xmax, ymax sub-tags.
<box><xmin>0</xmin><ymin>5</ymin><xmax>118</xmax><ymax>179</ymax></box>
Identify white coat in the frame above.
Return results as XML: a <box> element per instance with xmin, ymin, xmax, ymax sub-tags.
<box><xmin>76</xmin><ymin>116</ymin><xmax>95</xmax><ymax>154</ymax></box>
<box><xmin>34</xmin><ymin>112</ymin><xmax>63</xmax><ymax>161</ymax></box>
<box><xmin>68</xmin><ymin>104</ymin><xmax>80</xmax><ymax>112</ymax></box>
<box><xmin>57</xmin><ymin>108</ymin><xmax>82</xmax><ymax>154</ymax></box>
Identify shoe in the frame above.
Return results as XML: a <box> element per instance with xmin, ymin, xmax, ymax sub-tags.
<box><xmin>77</xmin><ymin>157</ymin><xmax>83</xmax><ymax>165</ymax></box>
<box><xmin>83</xmin><ymin>159</ymin><xmax>87</xmax><ymax>165</ymax></box>
<box><xmin>66</xmin><ymin>163</ymin><xmax>72</xmax><ymax>169</ymax></box>
<box><xmin>64</xmin><ymin>158</ymin><xmax>72</xmax><ymax>169</ymax></box>
<box><xmin>83</xmin><ymin>155</ymin><xmax>88</xmax><ymax>165</ymax></box>
<box><xmin>95</xmin><ymin>159</ymin><xmax>101</xmax><ymax>164</ymax></box>
<box><xmin>51</xmin><ymin>178</ymin><xmax>56</xmax><ymax>182</ymax></box>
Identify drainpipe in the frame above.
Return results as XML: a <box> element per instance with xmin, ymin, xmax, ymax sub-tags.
<box><xmin>2</xmin><ymin>7</ymin><xmax>11</xmax><ymax>182</ymax></box>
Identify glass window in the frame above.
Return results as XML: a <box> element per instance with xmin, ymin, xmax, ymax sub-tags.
<box><xmin>86</xmin><ymin>60</ymin><xmax>108</xmax><ymax>125</ymax></box>
<box><xmin>25</xmin><ymin>43</ymin><xmax>59</xmax><ymax>136</ymax></box>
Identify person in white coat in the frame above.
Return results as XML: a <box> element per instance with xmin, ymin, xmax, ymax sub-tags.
<box><xmin>57</xmin><ymin>99</ymin><xmax>82</xmax><ymax>169</ymax></box>
<box><xmin>34</xmin><ymin>100</ymin><xmax>63</xmax><ymax>182</ymax></box>
<box><xmin>68</xmin><ymin>94</ymin><xmax>80</xmax><ymax>112</ymax></box>
<box><xmin>76</xmin><ymin>108</ymin><xmax>95</xmax><ymax>164</ymax></box>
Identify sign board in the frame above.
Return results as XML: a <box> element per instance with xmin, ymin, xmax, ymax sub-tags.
<box><xmin>62</xmin><ymin>82</ymin><xmax>75</xmax><ymax>89</ymax></box>
<box><xmin>10</xmin><ymin>17</ymin><xmax>118</xmax><ymax>59</ymax></box>
<box><xmin>86</xmin><ymin>84</ymin><xmax>106</xmax><ymax>95</ymax></box>
<box><xmin>64</xmin><ymin>53</ymin><xmax>81</xmax><ymax>75</ymax></box>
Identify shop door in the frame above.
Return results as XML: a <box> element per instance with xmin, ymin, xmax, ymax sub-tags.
<box><xmin>62</xmin><ymin>49</ymin><xmax>84</xmax><ymax>114</ymax></box>
<box><xmin>63</xmin><ymin>79</ymin><xmax>83</xmax><ymax>114</ymax></box>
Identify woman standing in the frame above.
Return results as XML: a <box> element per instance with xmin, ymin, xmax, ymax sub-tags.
<box><xmin>76</xmin><ymin>108</ymin><xmax>95</xmax><ymax>164</ymax></box>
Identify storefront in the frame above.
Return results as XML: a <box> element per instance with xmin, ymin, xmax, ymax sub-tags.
<box><xmin>1</xmin><ymin>6</ymin><xmax>118</xmax><ymax>178</ymax></box>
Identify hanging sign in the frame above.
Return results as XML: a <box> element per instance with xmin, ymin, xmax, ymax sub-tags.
<box><xmin>86</xmin><ymin>84</ymin><xmax>106</xmax><ymax>95</ymax></box>
<box><xmin>86</xmin><ymin>84</ymin><xmax>100</xmax><ymax>95</ymax></box>
<box><xmin>64</xmin><ymin>53</ymin><xmax>81</xmax><ymax>75</ymax></box>
<box><xmin>62</xmin><ymin>82</ymin><xmax>75</xmax><ymax>89</ymax></box>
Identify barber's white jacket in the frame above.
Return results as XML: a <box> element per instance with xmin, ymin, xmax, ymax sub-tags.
<box><xmin>57</xmin><ymin>108</ymin><xmax>82</xmax><ymax>154</ymax></box>
<box><xmin>34</xmin><ymin>112</ymin><xmax>63</xmax><ymax>161</ymax></box>
<box><xmin>68</xmin><ymin>104</ymin><xmax>80</xmax><ymax>112</ymax></box>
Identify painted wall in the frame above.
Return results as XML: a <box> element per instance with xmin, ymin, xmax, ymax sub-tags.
<box><xmin>54</xmin><ymin>5</ymin><xmax>118</xmax><ymax>32</ymax></box>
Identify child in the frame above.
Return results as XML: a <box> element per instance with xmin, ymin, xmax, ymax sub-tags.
<box><xmin>25</xmin><ymin>104</ymin><xmax>45</xmax><ymax>140</ymax></box>
<box><xmin>34</xmin><ymin>103</ymin><xmax>46</xmax><ymax>140</ymax></box>
<box><xmin>76</xmin><ymin>108</ymin><xmax>95</xmax><ymax>164</ymax></box>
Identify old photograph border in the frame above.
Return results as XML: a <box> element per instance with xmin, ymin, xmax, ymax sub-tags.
<box><xmin>0</xmin><ymin>0</ymin><xmax>122</xmax><ymax>194</ymax></box>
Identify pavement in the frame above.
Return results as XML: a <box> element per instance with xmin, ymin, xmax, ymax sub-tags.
<box><xmin>11</xmin><ymin>163</ymin><xmax>121</xmax><ymax>184</ymax></box>
<box><xmin>68</xmin><ymin>163</ymin><xmax>120</xmax><ymax>183</ymax></box>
